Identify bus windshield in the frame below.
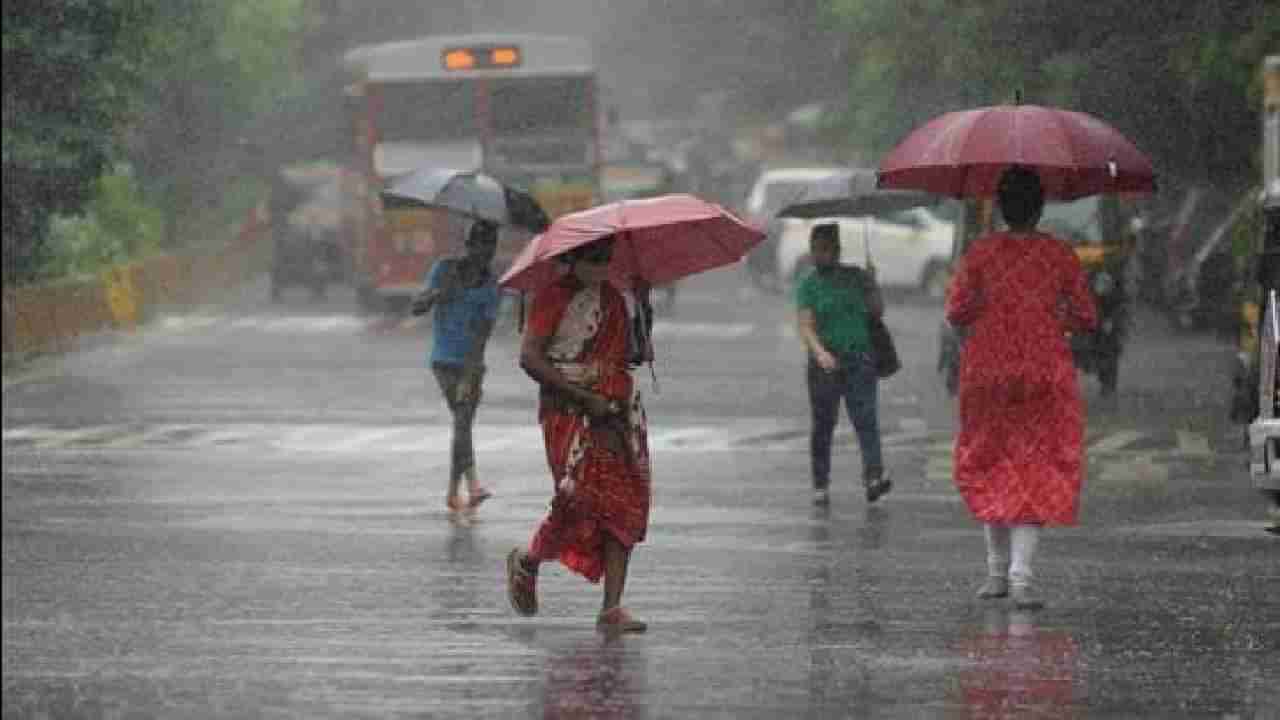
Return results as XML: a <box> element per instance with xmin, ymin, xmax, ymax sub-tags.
<box><xmin>378</xmin><ymin>81</ymin><xmax>474</xmax><ymax>142</ymax></box>
<box><xmin>377</xmin><ymin>76</ymin><xmax>591</xmax><ymax>143</ymax></box>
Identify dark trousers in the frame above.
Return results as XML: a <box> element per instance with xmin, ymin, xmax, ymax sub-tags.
<box><xmin>432</xmin><ymin>362</ymin><xmax>484</xmax><ymax>484</ymax></box>
<box><xmin>807</xmin><ymin>351</ymin><xmax>883</xmax><ymax>488</ymax></box>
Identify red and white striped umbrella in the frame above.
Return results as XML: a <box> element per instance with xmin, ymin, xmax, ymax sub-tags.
<box><xmin>499</xmin><ymin>193</ymin><xmax>765</xmax><ymax>293</ymax></box>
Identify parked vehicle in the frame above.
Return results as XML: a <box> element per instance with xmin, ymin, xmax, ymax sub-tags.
<box><xmin>776</xmin><ymin>205</ymin><xmax>955</xmax><ymax>295</ymax></box>
<box><xmin>271</xmin><ymin>224</ymin><xmax>344</xmax><ymax>302</ymax></box>
<box><xmin>1236</xmin><ymin>54</ymin><xmax>1280</xmax><ymax>532</ymax></box>
<box><xmin>269</xmin><ymin>171</ymin><xmax>347</xmax><ymax>302</ymax></box>
<box><xmin>741</xmin><ymin>166</ymin><xmax>855</xmax><ymax>293</ymax></box>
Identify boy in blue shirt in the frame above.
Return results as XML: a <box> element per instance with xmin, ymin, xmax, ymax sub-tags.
<box><xmin>412</xmin><ymin>220</ymin><xmax>502</xmax><ymax>515</ymax></box>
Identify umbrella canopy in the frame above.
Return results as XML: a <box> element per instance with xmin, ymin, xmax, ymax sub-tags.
<box><xmin>877</xmin><ymin>104</ymin><xmax>1156</xmax><ymax>200</ymax></box>
<box><xmin>499</xmin><ymin>193</ymin><xmax>765</xmax><ymax>293</ymax></box>
<box><xmin>777</xmin><ymin>188</ymin><xmax>941</xmax><ymax>219</ymax></box>
<box><xmin>380</xmin><ymin>167</ymin><xmax>550</xmax><ymax>233</ymax></box>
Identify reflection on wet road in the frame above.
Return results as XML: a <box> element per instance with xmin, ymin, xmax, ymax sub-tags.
<box><xmin>4</xmin><ymin>274</ymin><xmax>1278</xmax><ymax>717</ymax></box>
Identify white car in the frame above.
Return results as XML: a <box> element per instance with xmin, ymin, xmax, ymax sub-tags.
<box><xmin>776</xmin><ymin>206</ymin><xmax>956</xmax><ymax>297</ymax></box>
<box><xmin>741</xmin><ymin>166</ymin><xmax>861</xmax><ymax>292</ymax></box>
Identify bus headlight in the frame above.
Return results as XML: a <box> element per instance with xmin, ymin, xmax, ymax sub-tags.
<box><xmin>1092</xmin><ymin>271</ymin><xmax>1115</xmax><ymax>296</ymax></box>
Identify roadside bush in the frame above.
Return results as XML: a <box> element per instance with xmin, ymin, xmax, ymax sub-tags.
<box><xmin>43</xmin><ymin>165</ymin><xmax>162</xmax><ymax>279</ymax></box>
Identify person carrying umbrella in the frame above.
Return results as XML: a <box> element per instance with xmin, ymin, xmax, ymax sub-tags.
<box><xmin>945</xmin><ymin>166</ymin><xmax>1098</xmax><ymax>610</ymax></box>
<box><xmin>498</xmin><ymin>193</ymin><xmax>763</xmax><ymax>632</ymax></box>
<box><xmin>795</xmin><ymin>222</ymin><xmax>893</xmax><ymax>506</ymax></box>
<box><xmin>878</xmin><ymin>101</ymin><xmax>1153</xmax><ymax>609</ymax></box>
<box><xmin>505</xmin><ymin>234</ymin><xmax>653</xmax><ymax>633</ymax></box>
<box><xmin>411</xmin><ymin>219</ymin><xmax>501</xmax><ymax>518</ymax></box>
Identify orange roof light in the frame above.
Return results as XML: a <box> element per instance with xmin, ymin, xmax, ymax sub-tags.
<box><xmin>490</xmin><ymin>47</ymin><xmax>520</xmax><ymax>66</ymax></box>
<box><xmin>442</xmin><ymin>45</ymin><xmax>522</xmax><ymax>70</ymax></box>
<box><xmin>443</xmin><ymin>49</ymin><xmax>476</xmax><ymax>70</ymax></box>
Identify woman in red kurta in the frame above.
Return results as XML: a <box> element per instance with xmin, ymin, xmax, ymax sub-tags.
<box><xmin>506</xmin><ymin>235</ymin><xmax>652</xmax><ymax>633</ymax></box>
<box><xmin>945</xmin><ymin>166</ymin><xmax>1097</xmax><ymax>610</ymax></box>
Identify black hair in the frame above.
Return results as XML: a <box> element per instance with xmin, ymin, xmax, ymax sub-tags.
<box><xmin>810</xmin><ymin>222</ymin><xmax>839</xmax><ymax>245</ymax></box>
<box><xmin>997</xmin><ymin>165</ymin><xmax>1045</xmax><ymax>229</ymax></box>
<box><xmin>467</xmin><ymin>220</ymin><xmax>498</xmax><ymax>246</ymax></box>
<box><xmin>563</xmin><ymin>234</ymin><xmax>616</xmax><ymax>264</ymax></box>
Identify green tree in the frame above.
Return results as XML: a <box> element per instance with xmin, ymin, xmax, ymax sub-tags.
<box><xmin>823</xmin><ymin>0</ymin><xmax>1279</xmax><ymax>192</ymax></box>
<box><xmin>2</xmin><ymin>0</ymin><xmax>152</xmax><ymax>285</ymax></box>
<box><xmin>123</xmin><ymin>0</ymin><xmax>303</xmax><ymax>249</ymax></box>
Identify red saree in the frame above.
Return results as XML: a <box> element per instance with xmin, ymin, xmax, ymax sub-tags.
<box><xmin>945</xmin><ymin>232</ymin><xmax>1097</xmax><ymax>525</ymax></box>
<box><xmin>526</xmin><ymin>277</ymin><xmax>651</xmax><ymax>582</ymax></box>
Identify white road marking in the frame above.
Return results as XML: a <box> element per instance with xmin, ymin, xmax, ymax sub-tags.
<box><xmin>1175</xmin><ymin>430</ymin><xmax>1212</xmax><ymax>457</ymax></box>
<box><xmin>924</xmin><ymin>455</ymin><xmax>954</xmax><ymax>482</ymax></box>
<box><xmin>647</xmin><ymin>426</ymin><xmax>735</xmax><ymax>452</ymax></box>
<box><xmin>1088</xmin><ymin>430</ymin><xmax>1145</xmax><ymax>454</ymax></box>
<box><xmin>161</xmin><ymin>314</ymin><xmax>369</xmax><ymax>335</ymax></box>
<box><xmin>651</xmin><ymin>321</ymin><xmax>755</xmax><ymax>340</ymax></box>
<box><xmin>1097</xmin><ymin>455</ymin><xmax>1169</xmax><ymax>484</ymax></box>
<box><xmin>2</xmin><ymin>422</ymin><xmax>1222</xmax><ymax>460</ymax></box>
<box><xmin>898</xmin><ymin>417</ymin><xmax>928</xmax><ymax>433</ymax></box>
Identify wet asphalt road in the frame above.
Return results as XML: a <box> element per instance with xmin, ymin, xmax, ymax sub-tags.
<box><xmin>3</xmin><ymin>267</ymin><xmax>1278</xmax><ymax>718</ymax></box>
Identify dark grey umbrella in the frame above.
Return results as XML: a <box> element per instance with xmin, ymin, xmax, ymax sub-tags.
<box><xmin>777</xmin><ymin>189</ymin><xmax>940</xmax><ymax>219</ymax></box>
<box><xmin>380</xmin><ymin>167</ymin><xmax>550</xmax><ymax>233</ymax></box>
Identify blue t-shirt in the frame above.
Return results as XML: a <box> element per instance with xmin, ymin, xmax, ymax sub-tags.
<box><xmin>425</xmin><ymin>259</ymin><xmax>500</xmax><ymax>366</ymax></box>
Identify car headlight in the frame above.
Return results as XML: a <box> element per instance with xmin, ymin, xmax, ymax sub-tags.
<box><xmin>1092</xmin><ymin>271</ymin><xmax>1115</xmax><ymax>296</ymax></box>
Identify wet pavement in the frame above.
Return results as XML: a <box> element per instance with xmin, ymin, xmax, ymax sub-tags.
<box><xmin>4</xmin><ymin>270</ymin><xmax>1279</xmax><ymax>718</ymax></box>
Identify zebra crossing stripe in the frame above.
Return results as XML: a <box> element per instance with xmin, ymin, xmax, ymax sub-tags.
<box><xmin>2</xmin><ymin>423</ymin><xmax>1220</xmax><ymax>458</ymax></box>
<box><xmin>1088</xmin><ymin>430</ymin><xmax>1144</xmax><ymax>454</ymax></box>
<box><xmin>1175</xmin><ymin>430</ymin><xmax>1212</xmax><ymax>457</ymax></box>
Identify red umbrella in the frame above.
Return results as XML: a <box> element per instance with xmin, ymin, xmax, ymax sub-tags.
<box><xmin>877</xmin><ymin>104</ymin><xmax>1156</xmax><ymax>200</ymax></box>
<box><xmin>499</xmin><ymin>194</ymin><xmax>765</xmax><ymax>293</ymax></box>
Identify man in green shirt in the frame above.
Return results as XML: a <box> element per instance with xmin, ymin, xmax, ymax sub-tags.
<box><xmin>795</xmin><ymin>223</ymin><xmax>892</xmax><ymax>505</ymax></box>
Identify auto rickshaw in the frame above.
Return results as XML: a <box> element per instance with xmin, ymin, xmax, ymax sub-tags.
<box><xmin>269</xmin><ymin>170</ymin><xmax>347</xmax><ymax>302</ymax></box>
<box><xmin>1235</xmin><ymin>188</ymin><xmax>1280</xmax><ymax>533</ymax></box>
<box><xmin>1232</xmin><ymin>54</ymin><xmax>1280</xmax><ymax>533</ymax></box>
<box><xmin>938</xmin><ymin>194</ymin><xmax>1138</xmax><ymax>396</ymax></box>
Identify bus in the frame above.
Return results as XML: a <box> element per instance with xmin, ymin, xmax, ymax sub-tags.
<box><xmin>337</xmin><ymin>33</ymin><xmax>602</xmax><ymax>311</ymax></box>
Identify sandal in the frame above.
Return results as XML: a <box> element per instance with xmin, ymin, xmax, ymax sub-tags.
<box><xmin>468</xmin><ymin>486</ymin><xmax>494</xmax><ymax>509</ymax></box>
<box><xmin>597</xmin><ymin>606</ymin><xmax>647</xmax><ymax>634</ymax></box>
<box><xmin>506</xmin><ymin>547</ymin><xmax>538</xmax><ymax>616</ymax></box>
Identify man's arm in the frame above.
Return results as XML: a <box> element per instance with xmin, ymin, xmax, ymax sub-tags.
<box><xmin>411</xmin><ymin>260</ymin><xmax>458</xmax><ymax>316</ymax></box>
<box><xmin>798</xmin><ymin>307</ymin><xmax>837</xmax><ymax>370</ymax></box>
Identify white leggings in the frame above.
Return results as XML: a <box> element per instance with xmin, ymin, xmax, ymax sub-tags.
<box><xmin>985</xmin><ymin>523</ymin><xmax>1040</xmax><ymax>587</ymax></box>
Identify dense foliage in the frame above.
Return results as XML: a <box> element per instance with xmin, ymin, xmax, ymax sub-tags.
<box><xmin>2</xmin><ymin>0</ymin><xmax>302</xmax><ymax>286</ymax></box>
<box><xmin>2</xmin><ymin>0</ymin><xmax>152</xmax><ymax>285</ymax></box>
<box><xmin>823</xmin><ymin>0</ymin><xmax>1280</xmax><ymax>194</ymax></box>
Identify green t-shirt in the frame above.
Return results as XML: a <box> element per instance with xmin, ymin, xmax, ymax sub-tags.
<box><xmin>795</xmin><ymin>265</ymin><xmax>871</xmax><ymax>355</ymax></box>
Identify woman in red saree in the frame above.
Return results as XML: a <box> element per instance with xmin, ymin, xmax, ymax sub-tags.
<box><xmin>945</xmin><ymin>166</ymin><xmax>1097</xmax><ymax>610</ymax></box>
<box><xmin>506</xmin><ymin>235</ymin><xmax>652</xmax><ymax>633</ymax></box>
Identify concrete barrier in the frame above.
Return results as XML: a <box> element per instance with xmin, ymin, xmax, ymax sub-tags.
<box><xmin>2</xmin><ymin>207</ymin><xmax>267</xmax><ymax>359</ymax></box>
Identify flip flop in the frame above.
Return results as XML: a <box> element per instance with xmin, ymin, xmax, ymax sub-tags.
<box><xmin>468</xmin><ymin>487</ymin><xmax>494</xmax><ymax>509</ymax></box>
<box><xmin>506</xmin><ymin>548</ymin><xmax>538</xmax><ymax>616</ymax></box>
<box><xmin>597</xmin><ymin>606</ymin><xmax>647</xmax><ymax>634</ymax></box>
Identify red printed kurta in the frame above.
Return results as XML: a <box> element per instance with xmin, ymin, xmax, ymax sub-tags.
<box><xmin>945</xmin><ymin>232</ymin><xmax>1097</xmax><ymax>525</ymax></box>
<box><xmin>527</xmin><ymin>277</ymin><xmax>651</xmax><ymax>582</ymax></box>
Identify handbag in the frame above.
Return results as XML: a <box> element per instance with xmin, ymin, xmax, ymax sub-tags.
<box><xmin>868</xmin><ymin>314</ymin><xmax>901</xmax><ymax>378</ymax></box>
